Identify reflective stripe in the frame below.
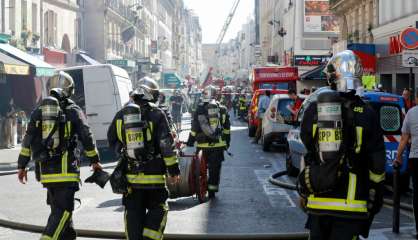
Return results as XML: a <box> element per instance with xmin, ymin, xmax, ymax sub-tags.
<box><xmin>143</xmin><ymin>227</ymin><xmax>162</xmax><ymax>240</ymax></box>
<box><xmin>347</xmin><ymin>173</ymin><xmax>356</xmax><ymax>201</ymax></box>
<box><xmin>159</xmin><ymin>204</ymin><xmax>168</xmax><ymax>233</ymax></box>
<box><xmin>36</xmin><ymin>121</ymin><xmax>40</xmax><ymax>128</ymax></box>
<box><xmin>20</xmin><ymin>147</ymin><xmax>31</xmax><ymax>157</ymax></box>
<box><xmin>126</xmin><ymin>174</ymin><xmax>165</xmax><ymax>184</ymax></box>
<box><xmin>164</xmin><ymin>155</ymin><xmax>178</xmax><ymax>166</ymax></box>
<box><xmin>197</xmin><ymin>141</ymin><xmax>226</xmax><ymax>148</ymax></box>
<box><xmin>116</xmin><ymin>119</ymin><xmax>123</xmax><ymax>142</ymax></box>
<box><xmin>312</xmin><ymin>124</ymin><xmax>318</xmax><ymax>138</ymax></box>
<box><xmin>223</xmin><ymin>129</ymin><xmax>230</xmax><ymax>134</ymax></box>
<box><xmin>307</xmin><ymin>197</ymin><xmax>367</xmax><ymax>212</ymax></box>
<box><xmin>355</xmin><ymin>127</ymin><xmax>363</xmax><ymax>154</ymax></box>
<box><xmin>64</xmin><ymin>122</ymin><xmax>71</xmax><ymax>138</ymax></box>
<box><xmin>208</xmin><ymin>184</ymin><xmax>219</xmax><ymax>191</ymax></box>
<box><xmin>222</xmin><ymin>114</ymin><xmax>226</xmax><ymax>124</ymax></box>
<box><xmin>40</xmin><ymin>173</ymin><xmax>80</xmax><ymax>183</ymax></box>
<box><xmin>149</xmin><ymin>121</ymin><xmax>154</xmax><ymax>133</ymax></box>
<box><xmin>85</xmin><ymin>149</ymin><xmax>98</xmax><ymax>158</ymax></box>
<box><xmin>147</xmin><ymin>129</ymin><xmax>152</xmax><ymax>141</ymax></box>
<box><xmin>190</xmin><ymin>131</ymin><xmax>197</xmax><ymax>137</ymax></box>
<box><xmin>369</xmin><ymin>170</ymin><xmax>385</xmax><ymax>183</ymax></box>
<box><xmin>53</xmin><ymin>210</ymin><xmax>70</xmax><ymax>240</ymax></box>
<box><xmin>61</xmin><ymin>151</ymin><xmax>68</xmax><ymax>174</ymax></box>
<box><xmin>40</xmin><ymin>236</ymin><xmax>53</xmax><ymax>240</ymax></box>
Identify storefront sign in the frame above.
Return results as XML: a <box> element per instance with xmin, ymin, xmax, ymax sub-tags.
<box><xmin>389</xmin><ymin>35</ymin><xmax>403</xmax><ymax>55</ymax></box>
<box><xmin>253</xmin><ymin>67</ymin><xmax>298</xmax><ymax>82</ymax></box>
<box><xmin>400</xmin><ymin>27</ymin><xmax>418</xmax><ymax>50</ymax></box>
<box><xmin>107</xmin><ymin>59</ymin><xmax>136</xmax><ymax>68</ymax></box>
<box><xmin>294</xmin><ymin>55</ymin><xmax>330</xmax><ymax>66</ymax></box>
<box><xmin>402</xmin><ymin>50</ymin><xmax>418</xmax><ymax>67</ymax></box>
<box><xmin>304</xmin><ymin>0</ymin><xmax>339</xmax><ymax>33</ymax></box>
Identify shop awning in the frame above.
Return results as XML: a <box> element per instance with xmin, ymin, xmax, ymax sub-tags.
<box><xmin>163</xmin><ymin>73</ymin><xmax>183</xmax><ymax>88</ymax></box>
<box><xmin>300</xmin><ymin>64</ymin><xmax>326</xmax><ymax>81</ymax></box>
<box><xmin>0</xmin><ymin>43</ymin><xmax>55</xmax><ymax>77</ymax></box>
<box><xmin>0</xmin><ymin>51</ymin><xmax>30</xmax><ymax>75</ymax></box>
<box><xmin>78</xmin><ymin>53</ymin><xmax>101</xmax><ymax>65</ymax></box>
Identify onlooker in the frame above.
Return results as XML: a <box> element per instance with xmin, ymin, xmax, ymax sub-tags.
<box><xmin>253</xmin><ymin>90</ymin><xmax>271</xmax><ymax>144</ymax></box>
<box><xmin>403</xmin><ymin>88</ymin><xmax>416</xmax><ymax>112</ymax></box>
<box><xmin>287</xmin><ymin>89</ymin><xmax>303</xmax><ymax>121</ymax></box>
<box><xmin>395</xmin><ymin>90</ymin><xmax>418</xmax><ymax>237</ymax></box>
<box><xmin>170</xmin><ymin>89</ymin><xmax>184</xmax><ymax>132</ymax></box>
<box><xmin>4</xmin><ymin>99</ymin><xmax>16</xmax><ymax>148</ymax></box>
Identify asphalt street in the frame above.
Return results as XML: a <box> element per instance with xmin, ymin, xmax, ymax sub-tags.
<box><xmin>0</xmin><ymin>113</ymin><xmax>416</xmax><ymax>239</ymax></box>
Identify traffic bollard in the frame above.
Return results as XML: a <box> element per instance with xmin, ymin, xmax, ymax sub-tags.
<box><xmin>392</xmin><ymin>165</ymin><xmax>400</xmax><ymax>233</ymax></box>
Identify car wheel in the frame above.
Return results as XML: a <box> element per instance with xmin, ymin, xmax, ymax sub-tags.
<box><xmin>248</xmin><ymin>125</ymin><xmax>256</xmax><ymax>137</ymax></box>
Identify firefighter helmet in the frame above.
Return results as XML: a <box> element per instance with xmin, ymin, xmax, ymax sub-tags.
<box><xmin>136</xmin><ymin>76</ymin><xmax>160</xmax><ymax>102</ymax></box>
<box><xmin>46</xmin><ymin>71</ymin><xmax>75</xmax><ymax>99</ymax></box>
<box><xmin>323</xmin><ymin>50</ymin><xmax>363</xmax><ymax>92</ymax></box>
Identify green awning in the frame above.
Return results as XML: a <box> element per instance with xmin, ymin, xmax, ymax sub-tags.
<box><xmin>0</xmin><ymin>51</ymin><xmax>30</xmax><ymax>75</ymax></box>
<box><xmin>0</xmin><ymin>43</ymin><xmax>55</xmax><ymax>77</ymax></box>
<box><xmin>163</xmin><ymin>73</ymin><xmax>182</xmax><ymax>88</ymax></box>
<box><xmin>0</xmin><ymin>34</ymin><xmax>11</xmax><ymax>43</ymax></box>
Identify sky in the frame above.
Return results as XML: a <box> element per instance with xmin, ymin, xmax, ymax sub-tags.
<box><xmin>183</xmin><ymin>0</ymin><xmax>255</xmax><ymax>44</ymax></box>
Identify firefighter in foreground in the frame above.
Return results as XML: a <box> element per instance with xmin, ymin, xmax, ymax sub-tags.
<box><xmin>17</xmin><ymin>71</ymin><xmax>102</xmax><ymax>240</ymax></box>
<box><xmin>297</xmin><ymin>50</ymin><xmax>386</xmax><ymax>239</ymax></box>
<box><xmin>107</xmin><ymin>77</ymin><xmax>180</xmax><ymax>240</ymax></box>
<box><xmin>187</xmin><ymin>86</ymin><xmax>231</xmax><ymax>198</ymax></box>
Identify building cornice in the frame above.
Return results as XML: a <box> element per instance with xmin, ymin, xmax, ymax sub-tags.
<box><xmin>43</xmin><ymin>0</ymin><xmax>79</xmax><ymax>12</ymax></box>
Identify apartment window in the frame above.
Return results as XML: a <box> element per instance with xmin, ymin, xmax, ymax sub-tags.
<box><xmin>9</xmin><ymin>0</ymin><xmax>15</xmax><ymax>32</ymax></box>
<box><xmin>21</xmin><ymin>0</ymin><xmax>27</xmax><ymax>30</ymax></box>
<box><xmin>31</xmin><ymin>3</ymin><xmax>37</xmax><ymax>33</ymax></box>
<box><xmin>44</xmin><ymin>10</ymin><xmax>57</xmax><ymax>46</ymax></box>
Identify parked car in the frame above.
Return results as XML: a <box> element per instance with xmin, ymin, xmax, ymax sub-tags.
<box><xmin>286</xmin><ymin>88</ymin><xmax>410</xmax><ymax>185</ymax></box>
<box><xmin>248</xmin><ymin>89</ymin><xmax>288</xmax><ymax>137</ymax></box>
<box><xmin>261</xmin><ymin>94</ymin><xmax>305</xmax><ymax>152</ymax></box>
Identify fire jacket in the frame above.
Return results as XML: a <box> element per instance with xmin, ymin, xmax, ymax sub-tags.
<box><xmin>17</xmin><ymin>99</ymin><xmax>99</xmax><ymax>188</ymax></box>
<box><xmin>107</xmin><ymin>102</ymin><xmax>180</xmax><ymax>189</ymax></box>
<box><xmin>188</xmin><ymin>101</ymin><xmax>231</xmax><ymax>149</ymax></box>
<box><xmin>300</xmin><ymin>94</ymin><xmax>386</xmax><ymax>219</ymax></box>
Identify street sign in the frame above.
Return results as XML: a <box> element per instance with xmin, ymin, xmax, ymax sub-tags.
<box><xmin>402</xmin><ymin>50</ymin><xmax>418</xmax><ymax>67</ymax></box>
<box><xmin>400</xmin><ymin>27</ymin><xmax>418</xmax><ymax>50</ymax></box>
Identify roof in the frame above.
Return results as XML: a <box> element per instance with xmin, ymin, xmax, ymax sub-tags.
<box><xmin>60</xmin><ymin>64</ymin><xmax>130</xmax><ymax>79</ymax></box>
<box><xmin>300</xmin><ymin>64</ymin><xmax>326</xmax><ymax>81</ymax></box>
<box><xmin>0</xmin><ymin>43</ymin><xmax>55</xmax><ymax>76</ymax></box>
<box><xmin>0</xmin><ymin>51</ymin><xmax>30</xmax><ymax>75</ymax></box>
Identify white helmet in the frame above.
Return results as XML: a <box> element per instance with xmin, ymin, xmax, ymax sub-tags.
<box><xmin>135</xmin><ymin>76</ymin><xmax>160</xmax><ymax>102</ymax></box>
<box><xmin>46</xmin><ymin>71</ymin><xmax>75</xmax><ymax>99</ymax></box>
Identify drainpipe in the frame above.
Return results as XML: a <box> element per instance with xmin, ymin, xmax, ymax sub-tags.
<box><xmin>40</xmin><ymin>0</ymin><xmax>43</xmax><ymax>54</ymax></box>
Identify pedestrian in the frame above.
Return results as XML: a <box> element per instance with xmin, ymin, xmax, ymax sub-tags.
<box><xmin>232</xmin><ymin>94</ymin><xmax>239</xmax><ymax>117</ymax></box>
<box><xmin>297</xmin><ymin>50</ymin><xmax>386</xmax><ymax>240</ymax></box>
<box><xmin>403</xmin><ymin>88</ymin><xmax>416</xmax><ymax>112</ymax></box>
<box><xmin>287</xmin><ymin>89</ymin><xmax>303</xmax><ymax>122</ymax></box>
<box><xmin>107</xmin><ymin>77</ymin><xmax>180</xmax><ymax>240</ymax></box>
<box><xmin>170</xmin><ymin>89</ymin><xmax>184</xmax><ymax>132</ymax></box>
<box><xmin>17</xmin><ymin>71</ymin><xmax>102</xmax><ymax>240</ymax></box>
<box><xmin>253</xmin><ymin>90</ymin><xmax>271</xmax><ymax>144</ymax></box>
<box><xmin>187</xmin><ymin>86</ymin><xmax>231</xmax><ymax>199</ymax></box>
<box><xmin>395</xmin><ymin>89</ymin><xmax>418</xmax><ymax>238</ymax></box>
<box><xmin>5</xmin><ymin>98</ymin><xmax>16</xmax><ymax>148</ymax></box>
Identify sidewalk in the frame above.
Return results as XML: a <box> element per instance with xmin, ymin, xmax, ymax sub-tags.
<box><xmin>0</xmin><ymin>145</ymin><xmax>20</xmax><ymax>172</ymax></box>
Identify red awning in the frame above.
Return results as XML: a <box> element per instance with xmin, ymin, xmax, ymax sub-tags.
<box><xmin>43</xmin><ymin>47</ymin><xmax>67</xmax><ymax>67</ymax></box>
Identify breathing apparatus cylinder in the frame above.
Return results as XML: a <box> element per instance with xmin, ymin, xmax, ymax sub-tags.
<box><xmin>123</xmin><ymin>103</ymin><xmax>145</xmax><ymax>160</ymax></box>
<box><xmin>41</xmin><ymin>96</ymin><xmax>61</xmax><ymax>150</ymax></box>
<box><xmin>316</xmin><ymin>91</ymin><xmax>343</xmax><ymax>163</ymax></box>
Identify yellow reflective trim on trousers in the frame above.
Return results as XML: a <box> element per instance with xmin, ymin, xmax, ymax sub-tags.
<box><xmin>208</xmin><ymin>184</ymin><xmax>219</xmax><ymax>191</ymax></box>
<box><xmin>197</xmin><ymin>141</ymin><xmax>226</xmax><ymax>148</ymax></box>
<box><xmin>355</xmin><ymin>127</ymin><xmax>363</xmax><ymax>154</ymax></box>
<box><xmin>164</xmin><ymin>155</ymin><xmax>178</xmax><ymax>166</ymax></box>
<box><xmin>85</xmin><ymin>149</ymin><xmax>98</xmax><ymax>157</ymax></box>
<box><xmin>307</xmin><ymin>198</ymin><xmax>367</xmax><ymax>212</ymax></box>
<box><xmin>20</xmin><ymin>147</ymin><xmax>31</xmax><ymax>157</ymax></box>
<box><xmin>369</xmin><ymin>170</ymin><xmax>385</xmax><ymax>183</ymax></box>
<box><xmin>143</xmin><ymin>227</ymin><xmax>162</xmax><ymax>240</ymax></box>
<box><xmin>190</xmin><ymin>131</ymin><xmax>196</xmax><ymax>137</ymax></box>
<box><xmin>116</xmin><ymin>119</ymin><xmax>123</xmax><ymax>142</ymax></box>
<box><xmin>222</xmin><ymin>114</ymin><xmax>226</xmax><ymax>124</ymax></box>
<box><xmin>40</xmin><ymin>173</ymin><xmax>80</xmax><ymax>183</ymax></box>
<box><xmin>52</xmin><ymin>210</ymin><xmax>70</xmax><ymax>240</ymax></box>
<box><xmin>147</xmin><ymin>128</ymin><xmax>152</xmax><ymax>141</ymax></box>
<box><xmin>40</xmin><ymin>236</ymin><xmax>53</xmax><ymax>240</ymax></box>
<box><xmin>312</xmin><ymin>124</ymin><xmax>318</xmax><ymax>138</ymax></box>
<box><xmin>64</xmin><ymin>122</ymin><xmax>71</xmax><ymax>138</ymax></box>
<box><xmin>159</xmin><ymin>204</ymin><xmax>168</xmax><ymax>233</ymax></box>
<box><xmin>126</xmin><ymin>174</ymin><xmax>165</xmax><ymax>184</ymax></box>
<box><xmin>223</xmin><ymin>129</ymin><xmax>230</xmax><ymax>134</ymax></box>
<box><xmin>62</xmin><ymin>151</ymin><xmax>68</xmax><ymax>174</ymax></box>
<box><xmin>347</xmin><ymin>173</ymin><xmax>357</xmax><ymax>201</ymax></box>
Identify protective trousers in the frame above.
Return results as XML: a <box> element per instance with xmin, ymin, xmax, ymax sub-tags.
<box><xmin>41</xmin><ymin>187</ymin><xmax>77</xmax><ymax>240</ymax></box>
<box><xmin>123</xmin><ymin>188</ymin><xmax>168</xmax><ymax>240</ymax></box>
<box><xmin>202</xmin><ymin>149</ymin><xmax>224</xmax><ymax>192</ymax></box>
<box><xmin>307</xmin><ymin>215</ymin><xmax>365</xmax><ymax>240</ymax></box>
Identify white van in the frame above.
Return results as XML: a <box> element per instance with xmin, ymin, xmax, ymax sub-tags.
<box><xmin>60</xmin><ymin>64</ymin><xmax>132</xmax><ymax>150</ymax></box>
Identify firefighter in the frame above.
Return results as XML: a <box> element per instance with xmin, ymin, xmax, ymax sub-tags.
<box><xmin>187</xmin><ymin>86</ymin><xmax>231</xmax><ymax>199</ymax></box>
<box><xmin>107</xmin><ymin>77</ymin><xmax>180</xmax><ymax>240</ymax></box>
<box><xmin>17</xmin><ymin>71</ymin><xmax>102</xmax><ymax>240</ymax></box>
<box><xmin>238</xmin><ymin>94</ymin><xmax>247</xmax><ymax>120</ymax></box>
<box><xmin>297</xmin><ymin>50</ymin><xmax>386</xmax><ymax>240</ymax></box>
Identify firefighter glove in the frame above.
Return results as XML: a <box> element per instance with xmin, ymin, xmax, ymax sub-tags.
<box><xmin>367</xmin><ymin>183</ymin><xmax>383</xmax><ymax>215</ymax></box>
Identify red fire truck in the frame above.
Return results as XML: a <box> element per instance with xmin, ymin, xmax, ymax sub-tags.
<box><xmin>251</xmin><ymin>66</ymin><xmax>299</xmax><ymax>91</ymax></box>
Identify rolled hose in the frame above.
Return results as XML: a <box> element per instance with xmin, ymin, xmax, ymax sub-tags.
<box><xmin>0</xmin><ymin>218</ymin><xmax>309</xmax><ymax>240</ymax></box>
<box><xmin>269</xmin><ymin>171</ymin><xmax>414</xmax><ymax>212</ymax></box>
